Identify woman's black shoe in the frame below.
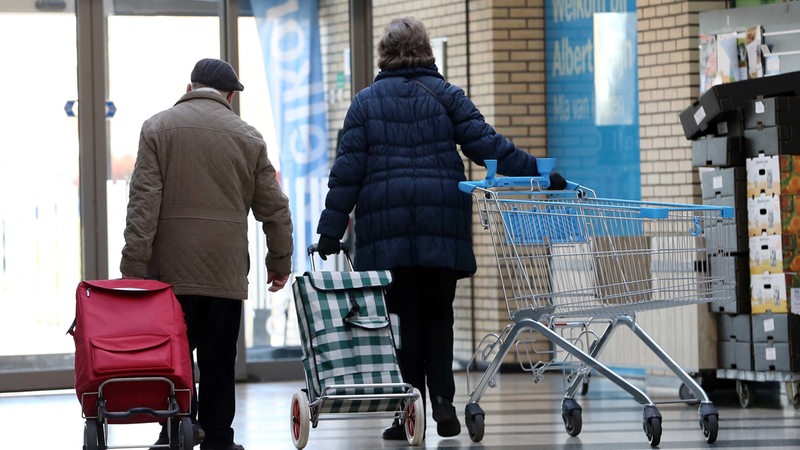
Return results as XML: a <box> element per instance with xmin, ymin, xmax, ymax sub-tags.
<box><xmin>432</xmin><ymin>396</ymin><xmax>461</xmax><ymax>437</ymax></box>
<box><xmin>381</xmin><ymin>420</ymin><xmax>406</xmax><ymax>440</ymax></box>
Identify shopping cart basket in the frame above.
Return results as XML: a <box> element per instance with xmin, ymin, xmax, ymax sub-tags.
<box><xmin>289</xmin><ymin>246</ymin><xmax>424</xmax><ymax>449</ymax></box>
<box><xmin>459</xmin><ymin>159</ymin><xmax>735</xmax><ymax>447</ymax></box>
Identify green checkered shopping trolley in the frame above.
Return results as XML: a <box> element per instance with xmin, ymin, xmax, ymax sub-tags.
<box><xmin>288</xmin><ymin>246</ymin><xmax>424</xmax><ymax>449</ymax></box>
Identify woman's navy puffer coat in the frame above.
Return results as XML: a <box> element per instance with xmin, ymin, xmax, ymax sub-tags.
<box><xmin>316</xmin><ymin>66</ymin><xmax>541</xmax><ymax>277</ymax></box>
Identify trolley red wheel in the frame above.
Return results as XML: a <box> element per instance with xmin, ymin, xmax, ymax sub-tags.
<box><xmin>404</xmin><ymin>388</ymin><xmax>424</xmax><ymax>445</ymax></box>
<box><xmin>290</xmin><ymin>391</ymin><xmax>310</xmax><ymax>449</ymax></box>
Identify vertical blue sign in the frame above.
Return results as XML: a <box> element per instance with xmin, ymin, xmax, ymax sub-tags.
<box><xmin>546</xmin><ymin>0</ymin><xmax>640</xmax><ymax>199</ymax></box>
<box><xmin>252</xmin><ymin>0</ymin><xmax>329</xmax><ymax>271</ymax></box>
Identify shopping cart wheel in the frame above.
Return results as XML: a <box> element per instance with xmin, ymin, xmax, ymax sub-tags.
<box><xmin>736</xmin><ymin>380</ymin><xmax>753</xmax><ymax>408</ymax></box>
<box><xmin>83</xmin><ymin>419</ymin><xmax>100</xmax><ymax>450</ymax></box>
<box><xmin>701</xmin><ymin>413</ymin><xmax>718</xmax><ymax>443</ymax></box>
<box><xmin>404</xmin><ymin>387</ymin><xmax>424</xmax><ymax>445</ymax></box>
<box><xmin>290</xmin><ymin>391</ymin><xmax>310</xmax><ymax>449</ymax></box>
<box><xmin>465</xmin><ymin>403</ymin><xmax>485</xmax><ymax>442</ymax></box>
<box><xmin>642</xmin><ymin>405</ymin><xmax>662</xmax><ymax>447</ymax></box>
<box><xmin>561</xmin><ymin>398</ymin><xmax>582</xmax><ymax>436</ymax></box>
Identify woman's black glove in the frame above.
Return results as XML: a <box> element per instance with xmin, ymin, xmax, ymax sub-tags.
<box><xmin>317</xmin><ymin>235</ymin><xmax>341</xmax><ymax>260</ymax></box>
<box><xmin>548</xmin><ymin>172</ymin><xmax>567</xmax><ymax>190</ymax></box>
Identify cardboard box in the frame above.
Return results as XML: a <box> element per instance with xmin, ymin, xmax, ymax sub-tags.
<box><xmin>680</xmin><ymin>72</ymin><xmax>800</xmax><ymax>140</ymax></box>
<box><xmin>749</xmin><ymin>234</ymin><xmax>783</xmax><ymax>274</ymax></box>
<box><xmin>779</xmin><ymin>154</ymin><xmax>800</xmax><ymax>194</ymax></box>
<box><xmin>692</xmin><ymin>135</ymin><xmax>744</xmax><ymax>167</ymax></box>
<box><xmin>744</xmin><ymin>96</ymin><xmax>800</xmax><ymax>129</ymax></box>
<box><xmin>744</xmin><ymin>125</ymin><xmax>800</xmax><ymax>157</ymax></box>
<box><xmin>782</xmin><ymin>233</ymin><xmax>800</xmax><ymax>274</ymax></box>
<box><xmin>780</xmin><ymin>194</ymin><xmax>800</xmax><ymax>234</ymax></box>
<box><xmin>702</xmin><ymin>166</ymin><xmax>746</xmax><ymax>199</ymax></box>
<box><xmin>746</xmin><ymin>234</ymin><xmax>800</xmax><ymax>275</ymax></box>
<box><xmin>709</xmin><ymin>254</ymin><xmax>751</xmax><ymax>314</ymax></box>
<box><xmin>746</xmin><ymin>154</ymin><xmax>780</xmax><ymax>197</ymax></box>
<box><xmin>753</xmin><ymin>342</ymin><xmax>800</xmax><ymax>372</ymax></box>
<box><xmin>747</xmin><ymin>193</ymin><xmax>781</xmax><ymax>236</ymax></box>
<box><xmin>718</xmin><ymin>313</ymin><xmax>753</xmax><ymax>341</ymax></box>
<box><xmin>750</xmin><ymin>272</ymin><xmax>800</xmax><ymax>314</ymax></box>
<box><xmin>751</xmin><ymin>311</ymin><xmax>800</xmax><ymax>342</ymax></box>
<box><xmin>705</xmin><ymin>211</ymin><xmax>747</xmax><ymax>254</ymax></box>
<box><xmin>746</xmin><ymin>193</ymin><xmax>800</xmax><ymax>236</ymax></box>
<box><xmin>717</xmin><ymin>340</ymin><xmax>754</xmax><ymax>370</ymax></box>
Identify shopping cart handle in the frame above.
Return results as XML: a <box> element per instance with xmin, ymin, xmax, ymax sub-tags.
<box><xmin>458</xmin><ymin>158</ymin><xmax>580</xmax><ymax>193</ymax></box>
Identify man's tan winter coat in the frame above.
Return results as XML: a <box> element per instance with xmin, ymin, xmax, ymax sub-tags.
<box><xmin>120</xmin><ymin>90</ymin><xmax>293</xmax><ymax>299</ymax></box>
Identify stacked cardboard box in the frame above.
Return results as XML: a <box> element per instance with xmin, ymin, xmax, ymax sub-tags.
<box><xmin>744</xmin><ymin>96</ymin><xmax>800</xmax><ymax>373</ymax></box>
<box><xmin>695</xmin><ymin>112</ymin><xmax>753</xmax><ymax>371</ymax></box>
<box><xmin>683</xmin><ymin>75</ymin><xmax>800</xmax><ymax>375</ymax></box>
<box><xmin>695</xmin><ymin>107</ymin><xmax>749</xmax><ymax>314</ymax></box>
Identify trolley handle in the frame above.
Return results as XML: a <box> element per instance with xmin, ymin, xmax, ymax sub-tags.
<box><xmin>458</xmin><ymin>158</ymin><xmax>581</xmax><ymax>193</ymax></box>
<box><xmin>307</xmin><ymin>243</ymin><xmax>354</xmax><ymax>271</ymax></box>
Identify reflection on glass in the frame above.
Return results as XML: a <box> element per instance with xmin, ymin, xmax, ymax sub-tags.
<box><xmin>0</xmin><ymin>6</ymin><xmax>80</xmax><ymax>357</ymax></box>
<box><xmin>593</xmin><ymin>12</ymin><xmax>636</xmax><ymax>126</ymax></box>
<box><xmin>239</xmin><ymin>16</ymin><xmax>301</xmax><ymax>356</ymax></box>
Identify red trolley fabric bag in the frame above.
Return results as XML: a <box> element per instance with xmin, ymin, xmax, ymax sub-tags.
<box><xmin>69</xmin><ymin>279</ymin><xmax>193</xmax><ymax>423</ymax></box>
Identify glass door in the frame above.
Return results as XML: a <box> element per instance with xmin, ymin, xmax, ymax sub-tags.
<box><xmin>106</xmin><ymin>8</ymin><xmax>221</xmax><ymax>278</ymax></box>
<box><xmin>0</xmin><ymin>2</ymin><xmax>80</xmax><ymax>369</ymax></box>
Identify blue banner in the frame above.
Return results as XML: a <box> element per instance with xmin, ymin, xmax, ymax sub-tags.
<box><xmin>546</xmin><ymin>0</ymin><xmax>640</xmax><ymax>200</ymax></box>
<box><xmin>252</xmin><ymin>0</ymin><xmax>329</xmax><ymax>271</ymax></box>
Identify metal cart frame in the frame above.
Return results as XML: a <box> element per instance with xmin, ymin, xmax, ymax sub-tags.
<box><xmin>460</xmin><ymin>160</ymin><xmax>736</xmax><ymax>447</ymax></box>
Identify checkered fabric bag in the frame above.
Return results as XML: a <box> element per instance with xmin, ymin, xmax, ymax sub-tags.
<box><xmin>292</xmin><ymin>270</ymin><xmax>406</xmax><ymax>414</ymax></box>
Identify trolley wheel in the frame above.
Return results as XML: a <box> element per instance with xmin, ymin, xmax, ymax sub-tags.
<box><xmin>644</xmin><ymin>416</ymin><xmax>662</xmax><ymax>447</ymax></box>
<box><xmin>404</xmin><ymin>388</ymin><xmax>424</xmax><ymax>446</ymax></box>
<box><xmin>561</xmin><ymin>398</ymin><xmax>583</xmax><ymax>437</ymax></box>
<box><xmin>178</xmin><ymin>417</ymin><xmax>193</xmax><ymax>450</ymax></box>
<box><xmin>465</xmin><ymin>403</ymin><xmax>485</xmax><ymax>442</ymax></box>
<box><xmin>168</xmin><ymin>416</ymin><xmax>181</xmax><ymax>450</ymax></box>
<box><xmin>83</xmin><ymin>419</ymin><xmax>99</xmax><ymax>450</ymax></box>
<box><xmin>290</xmin><ymin>391</ymin><xmax>310</xmax><ymax>449</ymax></box>
<box><xmin>736</xmin><ymin>380</ymin><xmax>754</xmax><ymax>408</ymax></box>
<box><xmin>785</xmin><ymin>381</ymin><xmax>800</xmax><ymax>410</ymax></box>
<box><xmin>701</xmin><ymin>413</ymin><xmax>719</xmax><ymax>443</ymax></box>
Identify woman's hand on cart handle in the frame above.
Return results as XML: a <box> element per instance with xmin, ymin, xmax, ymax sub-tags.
<box><xmin>549</xmin><ymin>172</ymin><xmax>567</xmax><ymax>190</ymax></box>
<box><xmin>316</xmin><ymin>235</ymin><xmax>341</xmax><ymax>260</ymax></box>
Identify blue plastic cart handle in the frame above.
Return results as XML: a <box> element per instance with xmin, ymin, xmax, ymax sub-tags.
<box><xmin>458</xmin><ymin>159</ymin><xmax>580</xmax><ymax>193</ymax></box>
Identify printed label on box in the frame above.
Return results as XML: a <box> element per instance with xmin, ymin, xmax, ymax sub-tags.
<box><xmin>763</xmin><ymin>317</ymin><xmax>775</xmax><ymax>332</ymax></box>
<box><xmin>792</xmin><ymin>288</ymin><xmax>800</xmax><ymax>315</ymax></box>
<box><xmin>694</xmin><ymin>106</ymin><xmax>706</xmax><ymax>125</ymax></box>
<box><xmin>766</xmin><ymin>347</ymin><xmax>776</xmax><ymax>361</ymax></box>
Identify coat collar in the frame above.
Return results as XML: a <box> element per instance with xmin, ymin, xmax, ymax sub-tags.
<box><xmin>174</xmin><ymin>90</ymin><xmax>233</xmax><ymax>111</ymax></box>
<box><xmin>374</xmin><ymin>65</ymin><xmax>444</xmax><ymax>82</ymax></box>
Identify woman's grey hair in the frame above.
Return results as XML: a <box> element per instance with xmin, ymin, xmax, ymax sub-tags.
<box><xmin>377</xmin><ymin>17</ymin><xmax>435</xmax><ymax>70</ymax></box>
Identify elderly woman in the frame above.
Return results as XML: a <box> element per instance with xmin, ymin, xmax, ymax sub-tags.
<box><xmin>316</xmin><ymin>16</ymin><xmax>564</xmax><ymax>440</ymax></box>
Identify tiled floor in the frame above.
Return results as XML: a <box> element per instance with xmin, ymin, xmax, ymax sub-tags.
<box><xmin>2</xmin><ymin>371</ymin><xmax>799</xmax><ymax>449</ymax></box>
